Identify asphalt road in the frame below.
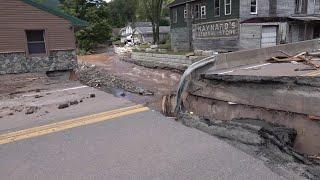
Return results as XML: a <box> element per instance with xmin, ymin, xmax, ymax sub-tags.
<box><xmin>0</xmin><ymin>83</ymin><xmax>294</xmax><ymax>180</ymax></box>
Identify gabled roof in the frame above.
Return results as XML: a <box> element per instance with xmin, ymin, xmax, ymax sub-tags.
<box><xmin>128</xmin><ymin>22</ymin><xmax>153</xmax><ymax>27</ymax></box>
<box><xmin>168</xmin><ymin>0</ymin><xmax>196</xmax><ymax>8</ymax></box>
<box><xmin>135</xmin><ymin>26</ymin><xmax>170</xmax><ymax>35</ymax></box>
<box><xmin>21</xmin><ymin>0</ymin><xmax>89</xmax><ymax>27</ymax></box>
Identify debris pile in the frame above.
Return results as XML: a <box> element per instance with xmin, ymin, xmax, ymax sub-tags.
<box><xmin>179</xmin><ymin>113</ymin><xmax>320</xmax><ymax>180</ymax></box>
<box><xmin>269</xmin><ymin>50</ymin><xmax>320</xmax><ymax>71</ymax></box>
<box><xmin>114</xmin><ymin>46</ymin><xmax>132</xmax><ymax>59</ymax></box>
<box><xmin>77</xmin><ymin>64</ymin><xmax>154</xmax><ymax>96</ymax></box>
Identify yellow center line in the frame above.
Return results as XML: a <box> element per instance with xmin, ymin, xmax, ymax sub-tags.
<box><xmin>0</xmin><ymin>105</ymin><xmax>149</xmax><ymax>145</ymax></box>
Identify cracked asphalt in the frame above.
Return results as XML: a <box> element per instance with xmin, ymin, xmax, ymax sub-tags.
<box><xmin>0</xmin><ymin>74</ymin><xmax>302</xmax><ymax>180</ymax></box>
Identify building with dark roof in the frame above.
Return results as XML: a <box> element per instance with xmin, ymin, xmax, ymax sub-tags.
<box><xmin>120</xmin><ymin>22</ymin><xmax>170</xmax><ymax>44</ymax></box>
<box><xmin>0</xmin><ymin>0</ymin><xmax>88</xmax><ymax>74</ymax></box>
<box><xmin>169</xmin><ymin>0</ymin><xmax>320</xmax><ymax>52</ymax></box>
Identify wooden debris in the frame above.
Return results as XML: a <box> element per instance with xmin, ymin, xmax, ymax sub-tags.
<box><xmin>308</xmin><ymin>115</ymin><xmax>320</xmax><ymax>121</ymax></box>
<box><xmin>309</xmin><ymin>155</ymin><xmax>320</xmax><ymax>160</ymax></box>
<box><xmin>269</xmin><ymin>51</ymin><xmax>320</xmax><ymax>69</ymax></box>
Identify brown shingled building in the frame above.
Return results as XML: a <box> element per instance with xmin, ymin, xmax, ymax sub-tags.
<box><xmin>0</xmin><ymin>0</ymin><xmax>88</xmax><ymax>74</ymax></box>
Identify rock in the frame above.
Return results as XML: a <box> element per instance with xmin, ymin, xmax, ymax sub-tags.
<box><xmin>0</xmin><ymin>116</ymin><xmax>2</xmax><ymax>119</ymax></box>
<box><xmin>8</xmin><ymin>112</ymin><xmax>14</xmax><ymax>116</ymax></box>
<box><xmin>194</xmin><ymin>50</ymin><xmax>203</xmax><ymax>56</ymax></box>
<box><xmin>34</xmin><ymin>95</ymin><xmax>43</xmax><ymax>99</ymax></box>
<box><xmin>158</xmin><ymin>49</ymin><xmax>168</xmax><ymax>53</ymax></box>
<box><xmin>25</xmin><ymin>106</ymin><xmax>39</xmax><ymax>115</ymax></box>
<box><xmin>202</xmin><ymin>50</ymin><xmax>216</xmax><ymax>56</ymax></box>
<box><xmin>119</xmin><ymin>92</ymin><xmax>126</xmax><ymax>97</ymax></box>
<box><xmin>150</xmin><ymin>45</ymin><xmax>158</xmax><ymax>49</ymax></box>
<box><xmin>70</xmin><ymin>100</ymin><xmax>79</xmax><ymax>105</ymax></box>
<box><xmin>58</xmin><ymin>103</ymin><xmax>69</xmax><ymax>109</ymax></box>
<box><xmin>89</xmin><ymin>94</ymin><xmax>96</xmax><ymax>98</ymax></box>
<box><xmin>145</xmin><ymin>48</ymin><xmax>156</xmax><ymax>53</ymax></box>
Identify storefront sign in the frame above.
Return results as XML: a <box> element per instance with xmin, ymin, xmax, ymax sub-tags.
<box><xmin>193</xmin><ymin>19</ymin><xmax>239</xmax><ymax>39</ymax></box>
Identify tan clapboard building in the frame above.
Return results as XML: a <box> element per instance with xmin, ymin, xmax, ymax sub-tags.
<box><xmin>0</xmin><ymin>0</ymin><xmax>87</xmax><ymax>74</ymax></box>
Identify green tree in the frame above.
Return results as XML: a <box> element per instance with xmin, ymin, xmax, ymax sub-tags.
<box><xmin>59</xmin><ymin>0</ymin><xmax>112</xmax><ymax>53</ymax></box>
<box><xmin>108</xmin><ymin>0</ymin><xmax>138</xmax><ymax>28</ymax></box>
<box><xmin>139</xmin><ymin>0</ymin><xmax>164</xmax><ymax>44</ymax></box>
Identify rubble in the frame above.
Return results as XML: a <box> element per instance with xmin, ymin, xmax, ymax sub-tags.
<box><xmin>70</xmin><ymin>100</ymin><xmax>79</xmax><ymax>105</ymax></box>
<box><xmin>25</xmin><ymin>106</ymin><xmax>39</xmax><ymax>115</ymax></box>
<box><xmin>58</xmin><ymin>103</ymin><xmax>69</xmax><ymax>109</ymax></box>
<box><xmin>179</xmin><ymin>113</ymin><xmax>320</xmax><ymax>180</ymax></box>
<box><xmin>77</xmin><ymin>64</ymin><xmax>154</xmax><ymax>96</ymax></box>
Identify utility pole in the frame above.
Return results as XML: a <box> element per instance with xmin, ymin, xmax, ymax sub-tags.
<box><xmin>186</xmin><ymin>3</ymin><xmax>193</xmax><ymax>51</ymax></box>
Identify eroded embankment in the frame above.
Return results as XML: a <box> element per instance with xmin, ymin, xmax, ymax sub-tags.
<box><xmin>178</xmin><ymin>113</ymin><xmax>320</xmax><ymax>180</ymax></box>
<box><xmin>178</xmin><ymin>74</ymin><xmax>320</xmax><ymax>179</ymax></box>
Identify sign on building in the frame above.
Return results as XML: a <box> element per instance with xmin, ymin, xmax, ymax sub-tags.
<box><xmin>193</xmin><ymin>19</ymin><xmax>239</xmax><ymax>39</ymax></box>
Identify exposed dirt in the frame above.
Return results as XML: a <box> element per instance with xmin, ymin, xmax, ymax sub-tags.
<box><xmin>0</xmin><ymin>73</ymin><xmax>47</xmax><ymax>95</ymax></box>
<box><xmin>180</xmin><ymin>113</ymin><xmax>320</xmax><ymax>180</ymax></box>
<box><xmin>77</xmin><ymin>48</ymin><xmax>181</xmax><ymax>111</ymax></box>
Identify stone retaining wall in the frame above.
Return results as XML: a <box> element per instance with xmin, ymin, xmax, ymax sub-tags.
<box><xmin>0</xmin><ymin>50</ymin><xmax>77</xmax><ymax>74</ymax></box>
<box><xmin>130</xmin><ymin>52</ymin><xmax>202</xmax><ymax>71</ymax></box>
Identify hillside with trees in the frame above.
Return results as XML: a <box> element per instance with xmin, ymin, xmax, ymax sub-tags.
<box><xmin>35</xmin><ymin>0</ymin><xmax>173</xmax><ymax>53</ymax></box>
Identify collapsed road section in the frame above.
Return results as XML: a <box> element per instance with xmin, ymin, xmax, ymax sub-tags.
<box><xmin>175</xmin><ymin>39</ymin><xmax>320</xmax><ymax>179</ymax></box>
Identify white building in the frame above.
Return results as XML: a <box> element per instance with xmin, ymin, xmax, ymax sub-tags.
<box><xmin>120</xmin><ymin>22</ymin><xmax>170</xmax><ymax>44</ymax></box>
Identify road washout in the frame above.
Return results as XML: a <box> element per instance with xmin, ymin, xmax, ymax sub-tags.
<box><xmin>77</xmin><ymin>49</ymin><xmax>181</xmax><ymax>111</ymax></box>
<box><xmin>179</xmin><ymin>113</ymin><xmax>320</xmax><ymax>180</ymax></box>
<box><xmin>77</xmin><ymin>48</ymin><xmax>320</xmax><ymax>179</ymax></box>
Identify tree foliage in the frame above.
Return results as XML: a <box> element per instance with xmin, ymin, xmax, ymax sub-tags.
<box><xmin>59</xmin><ymin>0</ymin><xmax>112</xmax><ymax>53</ymax></box>
<box><xmin>139</xmin><ymin>0</ymin><xmax>164</xmax><ymax>44</ymax></box>
<box><xmin>108</xmin><ymin>0</ymin><xmax>138</xmax><ymax>28</ymax></box>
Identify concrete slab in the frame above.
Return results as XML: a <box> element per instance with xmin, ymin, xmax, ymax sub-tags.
<box><xmin>205</xmin><ymin>61</ymin><xmax>320</xmax><ymax>77</ymax></box>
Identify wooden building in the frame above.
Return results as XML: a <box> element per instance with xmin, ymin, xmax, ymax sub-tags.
<box><xmin>120</xmin><ymin>22</ymin><xmax>170</xmax><ymax>44</ymax></box>
<box><xmin>169</xmin><ymin>0</ymin><xmax>320</xmax><ymax>52</ymax></box>
<box><xmin>0</xmin><ymin>0</ymin><xmax>87</xmax><ymax>74</ymax></box>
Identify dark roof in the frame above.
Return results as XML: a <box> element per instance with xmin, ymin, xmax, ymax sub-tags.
<box><xmin>36</xmin><ymin>0</ymin><xmax>60</xmax><ymax>8</ymax></box>
<box><xmin>241</xmin><ymin>17</ymin><xmax>292</xmax><ymax>23</ymax></box>
<box><xmin>136</xmin><ymin>26</ymin><xmax>170</xmax><ymax>35</ymax></box>
<box><xmin>289</xmin><ymin>15</ymin><xmax>320</xmax><ymax>21</ymax></box>
<box><xmin>168</xmin><ymin>0</ymin><xmax>196</xmax><ymax>8</ymax></box>
<box><xmin>129</xmin><ymin>22</ymin><xmax>153</xmax><ymax>27</ymax></box>
<box><xmin>21</xmin><ymin>0</ymin><xmax>89</xmax><ymax>27</ymax></box>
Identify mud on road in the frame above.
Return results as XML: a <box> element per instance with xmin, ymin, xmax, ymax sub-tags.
<box><xmin>77</xmin><ymin>51</ymin><xmax>181</xmax><ymax>111</ymax></box>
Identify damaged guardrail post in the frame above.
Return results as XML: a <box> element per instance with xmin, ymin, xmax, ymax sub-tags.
<box><xmin>174</xmin><ymin>55</ymin><xmax>217</xmax><ymax>115</ymax></box>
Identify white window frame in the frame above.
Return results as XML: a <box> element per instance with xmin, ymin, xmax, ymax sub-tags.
<box><xmin>201</xmin><ymin>5</ymin><xmax>206</xmax><ymax>19</ymax></box>
<box><xmin>224</xmin><ymin>0</ymin><xmax>232</xmax><ymax>15</ymax></box>
<box><xmin>214</xmin><ymin>0</ymin><xmax>220</xmax><ymax>17</ymax></box>
<box><xmin>250</xmin><ymin>0</ymin><xmax>258</xmax><ymax>14</ymax></box>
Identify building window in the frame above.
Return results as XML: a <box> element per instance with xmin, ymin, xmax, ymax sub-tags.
<box><xmin>225</xmin><ymin>0</ymin><xmax>232</xmax><ymax>15</ymax></box>
<box><xmin>172</xmin><ymin>9</ymin><xmax>178</xmax><ymax>23</ymax></box>
<box><xmin>201</xmin><ymin>6</ymin><xmax>206</xmax><ymax>19</ymax></box>
<box><xmin>194</xmin><ymin>4</ymin><xmax>200</xmax><ymax>19</ymax></box>
<box><xmin>184</xmin><ymin>8</ymin><xmax>187</xmax><ymax>19</ymax></box>
<box><xmin>295</xmin><ymin>0</ymin><xmax>308</xmax><ymax>14</ymax></box>
<box><xmin>214</xmin><ymin>0</ymin><xmax>220</xmax><ymax>17</ymax></box>
<box><xmin>250</xmin><ymin>0</ymin><xmax>257</xmax><ymax>14</ymax></box>
<box><xmin>25</xmin><ymin>30</ymin><xmax>46</xmax><ymax>55</ymax></box>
